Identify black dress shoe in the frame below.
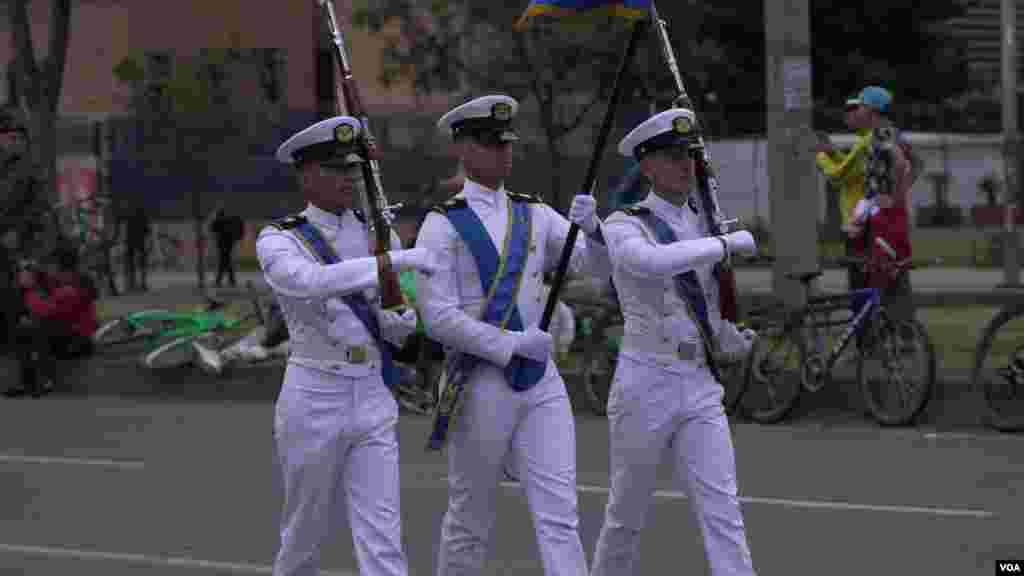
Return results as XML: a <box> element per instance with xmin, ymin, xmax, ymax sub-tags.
<box><xmin>3</xmin><ymin>387</ymin><xmax>29</xmax><ymax>398</ymax></box>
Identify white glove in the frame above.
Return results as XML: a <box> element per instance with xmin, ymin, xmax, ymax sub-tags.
<box><xmin>568</xmin><ymin>194</ymin><xmax>599</xmax><ymax>235</ymax></box>
<box><xmin>513</xmin><ymin>326</ymin><xmax>555</xmax><ymax>364</ymax></box>
<box><xmin>723</xmin><ymin>230</ymin><xmax>757</xmax><ymax>258</ymax></box>
<box><xmin>390</xmin><ymin>248</ymin><xmax>439</xmax><ymax>276</ymax></box>
<box><xmin>718</xmin><ymin>325</ymin><xmax>757</xmax><ymax>362</ymax></box>
<box><xmin>376</xmin><ymin>307</ymin><xmax>418</xmax><ymax>347</ymax></box>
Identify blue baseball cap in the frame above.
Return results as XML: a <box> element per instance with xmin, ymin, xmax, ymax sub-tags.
<box><xmin>847</xmin><ymin>86</ymin><xmax>892</xmax><ymax>114</ymax></box>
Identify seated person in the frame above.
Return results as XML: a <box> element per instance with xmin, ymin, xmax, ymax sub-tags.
<box><xmin>4</xmin><ymin>249</ymin><xmax>98</xmax><ymax>398</ymax></box>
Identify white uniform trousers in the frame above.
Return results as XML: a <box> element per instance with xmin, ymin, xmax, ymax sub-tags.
<box><xmin>591</xmin><ymin>351</ymin><xmax>755</xmax><ymax>576</ymax></box>
<box><xmin>437</xmin><ymin>362</ymin><xmax>587</xmax><ymax>576</ymax></box>
<box><xmin>273</xmin><ymin>362</ymin><xmax>408</xmax><ymax>576</ymax></box>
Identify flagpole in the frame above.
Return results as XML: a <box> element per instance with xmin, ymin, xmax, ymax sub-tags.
<box><xmin>538</xmin><ymin>18</ymin><xmax>647</xmax><ymax>330</ymax></box>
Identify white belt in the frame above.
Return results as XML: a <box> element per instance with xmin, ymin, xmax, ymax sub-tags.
<box><xmin>290</xmin><ymin>343</ymin><xmax>382</xmax><ymax>372</ymax></box>
<box><xmin>621</xmin><ymin>333</ymin><xmax>706</xmax><ymax>363</ymax></box>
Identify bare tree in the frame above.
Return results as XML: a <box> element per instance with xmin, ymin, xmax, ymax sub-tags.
<box><xmin>5</xmin><ymin>0</ymin><xmax>73</xmax><ymax>237</ymax></box>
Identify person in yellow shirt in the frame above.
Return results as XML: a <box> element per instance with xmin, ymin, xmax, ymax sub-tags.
<box><xmin>816</xmin><ymin>95</ymin><xmax>873</xmax><ymax>289</ymax></box>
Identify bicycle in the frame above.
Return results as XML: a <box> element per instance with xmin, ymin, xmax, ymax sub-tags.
<box><xmin>737</xmin><ymin>248</ymin><xmax>937</xmax><ymax>426</ymax></box>
<box><xmin>92</xmin><ymin>282</ymin><xmax>266</xmax><ymax>369</ymax></box>
<box><xmin>971</xmin><ymin>301</ymin><xmax>1024</xmax><ymax>432</ymax></box>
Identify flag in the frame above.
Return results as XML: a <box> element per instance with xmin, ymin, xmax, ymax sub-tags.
<box><xmin>515</xmin><ymin>0</ymin><xmax>651</xmax><ymax>31</ymax></box>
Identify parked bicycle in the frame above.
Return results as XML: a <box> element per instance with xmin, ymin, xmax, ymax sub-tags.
<box><xmin>92</xmin><ymin>282</ymin><xmax>266</xmax><ymax>369</ymax></box>
<box><xmin>972</xmin><ymin>301</ymin><xmax>1024</xmax><ymax>432</ymax></box>
<box><xmin>737</xmin><ymin>246</ymin><xmax>937</xmax><ymax>426</ymax></box>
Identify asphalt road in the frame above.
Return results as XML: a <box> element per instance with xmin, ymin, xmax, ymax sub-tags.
<box><xmin>1</xmin><ymin>392</ymin><xmax>1021</xmax><ymax>576</ymax></box>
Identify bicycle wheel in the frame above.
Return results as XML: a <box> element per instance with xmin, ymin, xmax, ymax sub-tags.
<box><xmin>719</xmin><ymin>356</ymin><xmax>748</xmax><ymax>415</ymax></box>
<box><xmin>742</xmin><ymin>321</ymin><xmax>805</xmax><ymax>424</ymax></box>
<box><xmin>726</xmin><ymin>300</ymin><xmax>788</xmax><ymax>414</ymax></box>
<box><xmin>859</xmin><ymin>313</ymin><xmax>935</xmax><ymax>426</ymax></box>
<box><xmin>142</xmin><ymin>335</ymin><xmax>197</xmax><ymax>369</ymax></box>
<box><xmin>93</xmin><ymin>310</ymin><xmax>174</xmax><ymax>347</ymax></box>
<box><xmin>973</xmin><ymin>303</ymin><xmax>1024</xmax><ymax>432</ymax></box>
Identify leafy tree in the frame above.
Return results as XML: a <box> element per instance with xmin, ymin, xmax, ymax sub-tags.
<box><xmin>113</xmin><ymin>49</ymin><xmax>256</xmax><ymax>292</ymax></box>
<box><xmin>354</xmin><ymin>0</ymin><xmax>650</xmax><ymax>210</ymax></box>
<box><xmin>808</xmin><ymin>0</ymin><xmax>969</xmax><ymax>130</ymax></box>
<box><xmin>651</xmin><ymin>0</ymin><xmax>970</xmax><ymax>135</ymax></box>
<box><xmin>352</xmin><ymin>0</ymin><xmax>970</xmax><ymax>210</ymax></box>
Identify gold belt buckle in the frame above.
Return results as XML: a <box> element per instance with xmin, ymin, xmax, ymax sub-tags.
<box><xmin>346</xmin><ymin>346</ymin><xmax>368</xmax><ymax>364</ymax></box>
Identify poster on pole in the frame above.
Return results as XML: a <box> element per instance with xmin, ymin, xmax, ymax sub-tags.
<box><xmin>783</xmin><ymin>57</ymin><xmax>812</xmax><ymax>112</ymax></box>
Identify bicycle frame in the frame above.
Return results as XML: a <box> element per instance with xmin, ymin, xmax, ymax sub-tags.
<box><xmin>122</xmin><ymin>308</ymin><xmax>238</xmax><ymax>347</ymax></box>
<box><xmin>802</xmin><ymin>287</ymin><xmax>882</xmax><ymax>374</ymax></box>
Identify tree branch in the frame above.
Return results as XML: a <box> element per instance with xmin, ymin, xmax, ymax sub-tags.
<box><xmin>45</xmin><ymin>0</ymin><xmax>72</xmax><ymax>113</ymax></box>
<box><xmin>9</xmin><ymin>0</ymin><xmax>40</xmax><ymax>107</ymax></box>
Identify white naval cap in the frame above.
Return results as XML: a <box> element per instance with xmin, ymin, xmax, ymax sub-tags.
<box><xmin>437</xmin><ymin>95</ymin><xmax>520</xmax><ymax>143</ymax></box>
<box><xmin>617</xmin><ymin>108</ymin><xmax>699</xmax><ymax>159</ymax></box>
<box><xmin>276</xmin><ymin>115</ymin><xmax>364</xmax><ymax>165</ymax></box>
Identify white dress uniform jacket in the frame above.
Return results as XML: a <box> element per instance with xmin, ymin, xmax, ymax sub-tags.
<box><xmin>591</xmin><ymin>192</ymin><xmax>756</xmax><ymax>576</ymax></box>
<box><xmin>416</xmin><ymin>179</ymin><xmax>611</xmax><ymax>576</ymax></box>
<box><xmin>258</xmin><ymin>204</ymin><xmax>412</xmax><ymax>576</ymax></box>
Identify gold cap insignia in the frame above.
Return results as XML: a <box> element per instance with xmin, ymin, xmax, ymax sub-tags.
<box><xmin>492</xmin><ymin>102</ymin><xmax>513</xmax><ymax>121</ymax></box>
<box><xmin>334</xmin><ymin>123</ymin><xmax>356</xmax><ymax>144</ymax></box>
<box><xmin>673</xmin><ymin>116</ymin><xmax>693</xmax><ymax>134</ymax></box>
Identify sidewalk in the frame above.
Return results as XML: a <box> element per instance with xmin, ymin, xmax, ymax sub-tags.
<box><xmin>122</xmin><ymin>267</ymin><xmax>1016</xmax><ymax>295</ymax></box>
<box><xmin>99</xmin><ymin>267</ymin><xmax>1024</xmax><ymax>317</ymax></box>
<box><xmin>81</xmin><ymin>267</ymin><xmax>1005</xmax><ymax>427</ymax></box>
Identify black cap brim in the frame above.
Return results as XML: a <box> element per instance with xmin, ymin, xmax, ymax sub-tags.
<box><xmin>636</xmin><ymin>134</ymin><xmax>696</xmax><ymax>158</ymax></box>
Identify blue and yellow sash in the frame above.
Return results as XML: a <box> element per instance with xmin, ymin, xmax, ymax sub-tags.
<box><xmin>427</xmin><ymin>196</ymin><xmax>544</xmax><ymax>451</ymax></box>
<box><xmin>635</xmin><ymin>209</ymin><xmax>723</xmax><ymax>382</ymax></box>
<box><xmin>286</xmin><ymin>219</ymin><xmax>401</xmax><ymax>388</ymax></box>
<box><xmin>445</xmin><ymin>199</ymin><xmax>546</xmax><ymax>392</ymax></box>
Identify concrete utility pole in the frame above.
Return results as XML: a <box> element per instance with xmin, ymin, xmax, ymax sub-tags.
<box><xmin>765</xmin><ymin>0</ymin><xmax>819</xmax><ymax>307</ymax></box>
<box><xmin>1001</xmin><ymin>0</ymin><xmax>1020</xmax><ymax>287</ymax></box>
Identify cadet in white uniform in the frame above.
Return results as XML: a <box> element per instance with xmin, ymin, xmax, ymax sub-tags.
<box><xmin>590</xmin><ymin>108</ymin><xmax>759</xmax><ymax>576</ymax></box>
<box><xmin>415</xmin><ymin>95</ymin><xmax>612</xmax><ymax>576</ymax></box>
<box><xmin>259</xmin><ymin>116</ymin><xmax>439</xmax><ymax>576</ymax></box>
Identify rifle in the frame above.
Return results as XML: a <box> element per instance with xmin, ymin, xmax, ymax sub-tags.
<box><xmin>318</xmin><ymin>0</ymin><xmax>404</xmax><ymax>309</ymax></box>
<box><xmin>650</xmin><ymin>2</ymin><xmax>740</xmax><ymax>322</ymax></box>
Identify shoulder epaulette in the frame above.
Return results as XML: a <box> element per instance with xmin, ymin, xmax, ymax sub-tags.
<box><xmin>268</xmin><ymin>214</ymin><xmax>307</xmax><ymax>230</ymax></box>
<box><xmin>507</xmin><ymin>191</ymin><xmax>543</xmax><ymax>204</ymax></box>
<box><xmin>431</xmin><ymin>198</ymin><xmax>468</xmax><ymax>214</ymax></box>
<box><xmin>687</xmin><ymin>196</ymin><xmax>699</xmax><ymax>214</ymax></box>
<box><xmin>618</xmin><ymin>205</ymin><xmax>651</xmax><ymax>217</ymax></box>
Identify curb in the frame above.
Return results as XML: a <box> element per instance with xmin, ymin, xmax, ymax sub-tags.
<box><xmin>8</xmin><ymin>352</ymin><xmax>999</xmax><ymax>433</ymax></box>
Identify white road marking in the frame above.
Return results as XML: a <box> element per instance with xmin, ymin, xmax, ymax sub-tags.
<box><xmin>0</xmin><ymin>453</ymin><xmax>144</xmax><ymax>471</ymax></box>
<box><xmin>496</xmin><ymin>481</ymin><xmax>997</xmax><ymax>519</ymax></box>
<box><xmin>921</xmin><ymin>431</ymin><xmax>1023</xmax><ymax>442</ymax></box>
<box><xmin>0</xmin><ymin>543</ymin><xmax>356</xmax><ymax>575</ymax></box>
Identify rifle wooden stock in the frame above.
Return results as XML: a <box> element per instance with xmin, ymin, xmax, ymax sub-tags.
<box><xmin>319</xmin><ymin>0</ymin><xmax>404</xmax><ymax>309</ymax></box>
<box><xmin>650</xmin><ymin>2</ymin><xmax>739</xmax><ymax>322</ymax></box>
